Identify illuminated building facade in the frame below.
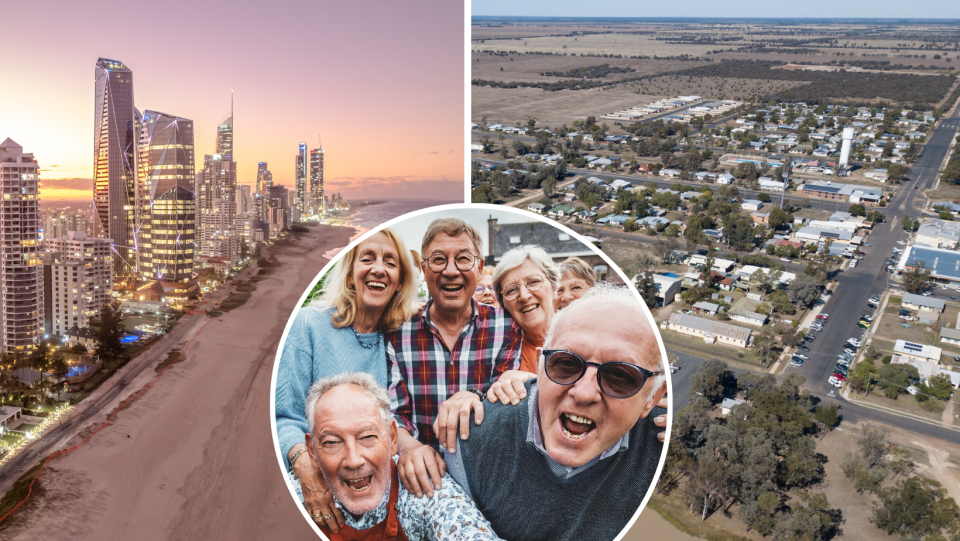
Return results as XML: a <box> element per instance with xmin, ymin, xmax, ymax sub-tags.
<box><xmin>197</xmin><ymin>154</ymin><xmax>237</xmax><ymax>262</ymax></box>
<box><xmin>137</xmin><ymin>111</ymin><xmax>196</xmax><ymax>283</ymax></box>
<box><xmin>295</xmin><ymin>143</ymin><xmax>307</xmax><ymax>215</ymax></box>
<box><xmin>309</xmin><ymin>146</ymin><xmax>324</xmax><ymax>215</ymax></box>
<box><xmin>0</xmin><ymin>139</ymin><xmax>43</xmax><ymax>351</ymax></box>
<box><xmin>93</xmin><ymin>57</ymin><xmax>140</xmax><ymax>277</ymax></box>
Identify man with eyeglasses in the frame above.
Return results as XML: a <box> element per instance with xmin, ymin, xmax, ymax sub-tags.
<box><xmin>442</xmin><ymin>284</ymin><xmax>667</xmax><ymax>541</ymax></box>
<box><xmin>387</xmin><ymin>218</ymin><xmax>523</xmax><ymax>500</ymax></box>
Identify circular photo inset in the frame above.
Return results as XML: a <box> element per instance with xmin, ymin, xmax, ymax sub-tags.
<box><xmin>270</xmin><ymin>203</ymin><xmax>672</xmax><ymax>541</ymax></box>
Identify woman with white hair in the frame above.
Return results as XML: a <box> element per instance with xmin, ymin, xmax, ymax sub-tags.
<box><xmin>555</xmin><ymin>256</ymin><xmax>597</xmax><ymax>310</ymax></box>
<box><xmin>275</xmin><ymin>228</ymin><xmax>420</xmax><ymax>533</ymax></box>
<box><xmin>491</xmin><ymin>245</ymin><xmax>560</xmax><ymax>373</ymax></box>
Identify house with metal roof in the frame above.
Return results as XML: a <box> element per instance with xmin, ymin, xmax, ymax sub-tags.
<box><xmin>901</xmin><ymin>292</ymin><xmax>945</xmax><ymax>315</ymax></box>
<box><xmin>665</xmin><ymin>313</ymin><xmax>752</xmax><ymax>348</ymax></box>
<box><xmin>720</xmin><ymin>398</ymin><xmax>745</xmax><ymax>415</ymax></box>
<box><xmin>527</xmin><ymin>202</ymin><xmax>546</xmax><ymax>214</ymax></box>
<box><xmin>899</xmin><ymin>245</ymin><xmax>960</xmax><ymax>282</ymax></box>
<box><xmin>940</xmin><ymin>327</ymin><xmax>960</xmax><ymax>347</ymax></box>
<box><xmin>915</xmin><ymin>218</ymin><xmax>960</xmax><ymax>249</ymax></box>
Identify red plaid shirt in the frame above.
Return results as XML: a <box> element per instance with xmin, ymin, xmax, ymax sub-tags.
<box><xmin>387</xmin><ymin>299</ymin><xmax>522</xmax><ymax>451</ymax></box>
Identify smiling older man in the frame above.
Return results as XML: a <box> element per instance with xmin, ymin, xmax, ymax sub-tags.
<box><xmin>387</xmin><ymin>218</ymin><xmax>522</xmax><ymax>498</ymax></box>
<box><xmin>304</xmin><ymin>372</ymin><xmax>503</xmax><ymax>541</ymax></box>
<box><xmin>443</xmin><ymin>285</ymin><xmax>668</xmax><ymax>541</ymax></box>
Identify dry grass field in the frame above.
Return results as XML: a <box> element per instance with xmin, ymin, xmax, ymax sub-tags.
<box><xmin>472</xmin><ymin>84</ymin><xmax>665</xmax><ymax>126</ymax></box>
<box><xmin>473</xmin><ymin>34</ymin><xmax>719</xmax><ymax>57</ymax></box>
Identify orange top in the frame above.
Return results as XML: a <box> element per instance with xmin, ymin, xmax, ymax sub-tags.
<box><xmin>519</xmin><ymin>335</ymin><xmax>542</xmax><ymax>373</ymax></box>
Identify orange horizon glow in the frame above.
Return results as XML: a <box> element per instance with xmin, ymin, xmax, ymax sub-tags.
<box><xmin>2</xmin><ymin>0</ymin><xmax>464</xmax><ymax>203</ymax></box>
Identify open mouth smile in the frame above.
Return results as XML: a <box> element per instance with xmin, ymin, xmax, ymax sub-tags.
<box><xmin>344</xmin><ymin>474</ymin><xmax>374</xmax><ymax>493</ymax></box>
<box><xmin>366</xmin><ymin>281</ymin><xmax>387</xmax><ymax>291</ymax></box>
<box><xmin>559</xmin><ymin>413</ymin><xmax>596</xmax><ymax>440</ymax></box>
<box><xmin>520</xmin><ymin>303</ymin><xmax>539</xmax><ymax>314</ymax></box>
<box><xmin>440</xmin><ymin>284</ymin><xmax>464</xmax><ymax>293</ymax></box>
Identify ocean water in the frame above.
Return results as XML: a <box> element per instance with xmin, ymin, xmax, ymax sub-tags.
<box><xmin>345</xmin><ymin>200</ymin><xmax>459</xmax><ymax>233</ymax></box>
<box><xmin>321</xmin><ymin>200</ymin><xmax>459</xmax><ymax>259</ymax></box>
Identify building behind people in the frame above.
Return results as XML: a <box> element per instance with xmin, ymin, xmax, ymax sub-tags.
<box><xmin>555</xmin><ymin>256</ymin><xmax>597</xmax><ymax>311</ymax></box>
<box><xmin>275</xmin><ymin>228</ymin><xmax>419</xmax><ymax>531</ymax></box>
<box><xmin>491</xmin><ymin>245</ymin><xmax>560</xmax><ymax>373</ymax></box>
<box><xmin>304</xmin><ymin>372</ymin><xmax>503</xmax><ymax>541</ymax></box>
<box><xmin>444</xmin><ymin>284</ymin><xmax>667</xmax><ymax>541</ymax></box>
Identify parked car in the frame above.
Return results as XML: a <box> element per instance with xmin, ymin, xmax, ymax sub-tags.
<box><xmin>797</xmin><ymin>345</ymin><xmax>810</xmax><ymax>351</ymax></box>
<box><xmin>789</xmin><ymin>360</ymin><xmax>803</xmax><ymax>367</ymax></box>
<box><xmin>833</xmin><ymin>373</ymin><xmax>847</xmax><ymax>381</ymax></box>
<box><xmin>794</xmin><ymin>353</ymin><xmax>810</xmax><ymax>360</ymax></box>
<box><xmin>922</xmin><ymin>291</ymin><xmax>932</xmax><ymax>297</ymax></box>
<box><xmin>848</xmin><ymin>338</ymin><xmax>862</xmax><ymax>347</ymax></box>
<box><xmin>901</xmin><ymin>323</ymin><xmax>912</xmax><ymax>328</ymax></box>
<box><xmin>817</xmin><ymin>313</ymin><xmax>830</xmax><ymax>320</ymax></box>
<box><xmin>781</xmin><ymin>258</ymin><xmax>791</xmax><ymax>262</ymax></box>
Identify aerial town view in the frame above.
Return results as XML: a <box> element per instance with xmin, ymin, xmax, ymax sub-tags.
<box><xmin>472</xmin><ymin>14</ymin><xmax>960</xmax><ymax>541</ymax></box>
<box><xmin>0</xmin><ymin>0</ymin><xmax>463</xmax><ymax>539</ymax></box>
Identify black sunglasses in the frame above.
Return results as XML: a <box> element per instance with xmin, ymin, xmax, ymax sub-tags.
<box><xmin>542</xmin><ymin>349</ymin><xmax>663</xmax><ymax>399</ymax></box>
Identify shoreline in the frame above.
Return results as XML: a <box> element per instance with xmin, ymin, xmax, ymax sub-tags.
<box><xmin>0</xmin><ymin>224</ymin><xmax>353</xmax><ymax>540</ymax></box>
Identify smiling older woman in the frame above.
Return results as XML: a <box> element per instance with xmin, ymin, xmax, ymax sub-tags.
<box><xmin>274</xmin><ymin>229</ymin><xmax>419</xmax><ymax>534</ymax></box>
<box><xmin>491</xmin><ymin>245</ymin><xmax>560</xmax><ymax>374</ymax></box>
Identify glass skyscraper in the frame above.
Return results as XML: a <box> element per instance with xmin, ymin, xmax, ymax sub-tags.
<box><xmin>309</xmin><ymin>146</ymin><xmax>324</xmax><ymax>216</ymax></box>
<box><xmin>137</xmin><ymin>110</ymin><xmax>196</xmax><ymax>283</ymax></box>
<box><xmin>295</xmin><ymin>143</ymin><xmax>307</xmax><ymax>215</ymax></box>
<box><xmin>93</xmin><ymin>57</ymin><xmax>140</xmax><ymax>277</ymax></box>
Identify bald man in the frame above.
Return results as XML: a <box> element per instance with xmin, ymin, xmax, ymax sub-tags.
<box><xmin>442</xmin><ymin>284</ymin><xmax>668</xmax><ymax>541</ymax></box>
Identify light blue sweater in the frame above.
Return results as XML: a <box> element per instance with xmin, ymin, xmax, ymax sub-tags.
<box><xmin>275</xmin><ymin>305</ymin><xmax>387</xmax><ymax>470</ymax></box>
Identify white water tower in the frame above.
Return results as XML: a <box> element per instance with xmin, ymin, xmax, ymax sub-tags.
<box><xmin>839</xmin><ymin>127</ymin><xmax>854</xmax><ymax>168</ymax></box>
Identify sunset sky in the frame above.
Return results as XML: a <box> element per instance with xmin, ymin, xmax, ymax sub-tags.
<box><xmin>0</xmin><ymin>0</ymin><xmax>464</xmax><ymax>202</ymax></box>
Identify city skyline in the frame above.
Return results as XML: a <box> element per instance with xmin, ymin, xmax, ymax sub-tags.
<box><xmin>1</xmin><ymin>0</ymin><xmax>463</xmax><ymax>202</ymax></box>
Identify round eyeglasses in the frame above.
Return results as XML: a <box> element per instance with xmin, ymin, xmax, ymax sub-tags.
<box><xmin>425</xmin><ymin>253</ymin><xmax>480</xmax><ymax>273</ymax></box>
<box><xmin>475</xmin><ymin>284</ymin><xmax>494</xmax><ymax>294</ymax></box>
<box><xmin>541</xmin><ymin>349</ymin><xmax>663</xmax><ymax>399</ymax></box>
<box><xmin>501</xmin><ymin>274</ymin><xmax>545</xmax><ymax>301</ymax></box>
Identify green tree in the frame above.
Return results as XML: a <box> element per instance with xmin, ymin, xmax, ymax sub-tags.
<box><xmin>50</xmin><ymin>349</ymin><xmax>68</xmax><ymax>401</ymax></box>
<box><xmin>903</xmin><ymin>261</ymin><xmax>931</xmax><ymax>294</ymax></box>
<box><xmin>787</xmin><ymin>273</ymin><xmax>822</xmax><ymax>308</ymax></box>
<box><xmin>690</xmin><ymin>359</ymin><xmax>734</xmax><ymax>404</ymax></box>
<box><xmin>873</xmin><ymin>477</ymin><xmax>960</xmax><ymax>539</ymax></box>
<box><xmin>848</xmin><ymin>203</ymin><xmax>866</xmax><ymax>216</ymax></box>
<box><xmin>95</xmin><ymin>301</ymin><xmax>126</xmax><ymax>363</ymax></box>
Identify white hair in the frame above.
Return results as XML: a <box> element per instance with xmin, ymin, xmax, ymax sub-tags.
<box><xmin>545</xmin><ymin>283</ymin><xmax>665</xmax><ymax>389</ymax></box>
<box><xmin>305</xmin><ymin>372</ymin><xmax>392</xmax><ymax>436</ymax></box>
<box><xmin>491</xmin><ymin>244</ymin><xmax>561</xmax><ymax>307</ymax></box>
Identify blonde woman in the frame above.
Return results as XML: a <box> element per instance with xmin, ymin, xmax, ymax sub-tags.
<box><xmin>474</xmin><ymin>265</ymin><xmax>498</xmax><ymax>307</ymax></box>
<box><xmin>492</xmin><ymin>245</ymin><xmax>560</xmax><ymax>374</ymax></box>
<box><xmin>555</xmin><ymin>256</ymin><xmax>597</xmax><ymax>310</ymax></box>
<box><xmin>275</xmin><ymin>229</ymin><xmax>419</xmax><ymax>533</ymax></box>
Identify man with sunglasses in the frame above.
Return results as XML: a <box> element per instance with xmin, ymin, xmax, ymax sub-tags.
<box><xmin>387</xmin><ymin>218</ymin><xmax>523</xmax><ymax>500</ymax></box>
<box><xmin>442</xmin><ymin>285</ymin><xmax>667</xmax><ymax>541</ymax></box>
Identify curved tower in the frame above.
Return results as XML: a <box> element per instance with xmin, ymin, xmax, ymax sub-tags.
<box><xmin>93</xmin><ymin>57</ymin><xmax>139</xmax><ymax>276</ymax></box>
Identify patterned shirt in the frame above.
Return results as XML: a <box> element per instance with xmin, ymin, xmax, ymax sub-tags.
<box><xmin>336</xmin><ymin>457</ymin><xmax>503</xmax><ymax>541</ymax></box>
<box><xmin>387</xmin><ymin>299</ymin><xmax>522</xmax><ymax>450</ymax></box>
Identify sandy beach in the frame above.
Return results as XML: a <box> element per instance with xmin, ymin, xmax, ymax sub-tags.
<box><xmin>0</xmin><ymin>220</ymin><xmax>693</xmax><ymax>540</ymax></box>
<box><xmin>0</xmin><ymin>224</ymin><xmax>354</xmax><ymax>540</ymax></box>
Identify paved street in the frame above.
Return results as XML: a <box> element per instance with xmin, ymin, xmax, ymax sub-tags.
<box><xmin>667</xmin><ymin>104</ymin><xmax>960</xmax><ymax>443</ymax></box>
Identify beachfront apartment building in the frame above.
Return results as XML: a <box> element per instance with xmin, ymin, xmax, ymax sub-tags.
<box><xmin>43</xmin><ymin>232</ymin><xmax>113</xmax><ymax>337</ymax></box>
<box><xmin>0</xmin><ymin>139</ymin><xmax>43</xmax><ymax>352</ymax></box>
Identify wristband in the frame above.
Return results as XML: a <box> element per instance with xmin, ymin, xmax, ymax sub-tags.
<box><xmin>467</xmin><ymin>388</ymin><xmax>485</xmax><ymax>402</ymax></box>
<box><xmin>289</xmin><ymin>447</ymin><xmax>309</xmax><ymax>475</ymax></box>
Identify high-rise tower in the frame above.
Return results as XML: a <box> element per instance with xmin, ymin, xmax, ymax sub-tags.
<box><xmin>216</xmin><ymin>92</ymin><xmax>233</xmax><ymax>160</ymax></box>
<box><xmin>137</xmin><ymin>111</ymin><xmax>196</xmax><ymax>283</ymax></box>
<box><xmin>0</xmin><ymin>139</ymin><xmax>44</xmax><ymax>352</ymax></box>
<box><xmin>93</xmin><ymin>58</ymin><xmax>140</xmax><ymax>277</ymax></box>
<box><xmin>309</xmin><ymin>145</ymin><xmax>324</xmax><ymax>216</ymax></box>
<box><xmin>255</xmin><ymin>162</ymin><xmax>272</xmax><ymax>222</ymax></box>
<box><xmin>197</xmin><ymin>154</ymin><xmax>237</xmax><ymax>262</ymax></box>
<box><xmin>295</xmin><ymin>143</ymin><xmax>307</xmax><ymax>215</ymax></box>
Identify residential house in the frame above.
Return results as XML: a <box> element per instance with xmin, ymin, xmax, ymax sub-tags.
<box><xmin>664</xmin><ymin>313</ymin><xmax>752</xmax><ymax>348</ymax></box>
